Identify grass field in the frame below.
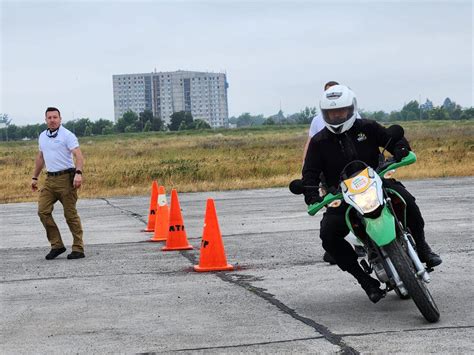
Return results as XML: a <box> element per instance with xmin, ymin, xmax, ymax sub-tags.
<box><xmin>0</xmin><ymin>120</ymin><xmax>473</xmax><ymax>203</ymax></box>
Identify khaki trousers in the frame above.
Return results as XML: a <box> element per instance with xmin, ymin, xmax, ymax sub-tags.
<box><xmin>38</xmin><ymin>173</ymin><xmax>84</xmax><ymax>252</ymax></box>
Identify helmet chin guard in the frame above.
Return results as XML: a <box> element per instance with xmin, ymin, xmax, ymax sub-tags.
<box><xmin>325</xmin><ymin>115</ymin><xmax>356</xmax><ymax>134</ymax></box>
<box><xmin>320</xmin><ymin>85</ymin><xmax>358</xmax><ymax>134</ymax></box>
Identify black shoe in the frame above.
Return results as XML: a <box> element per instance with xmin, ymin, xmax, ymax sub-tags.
<box><xmin>67</xmin><ymin>251</ymin><xmax>85</xmax><ymax>259</ymax></box>
<box><xmin>417</xmin><ymin>242</ymin><xmax>442</xmax><ymax>268</ymax></box>
<box><xmin>360</xmin><ymin>277</ymin><xmax>385</xmax><ymax>303</ymax></box>
<box><xmin>418</xmin><ymin>249</ymin><xmax>442</xmax><ymax>268</ymax></box>
<box><xmin>354</xmin><ymin>246</ymin><xmax>366</xmax><ymax>257</ymax></box>
<box><xmin>323</xmin><ymin>251</ymin><xmax>337</xmax><ymax>265</ymax></box>
<box><xmin>45</xmin><ymin>247</ymin><xmax>66</xmax><ymax>260</ymax></box>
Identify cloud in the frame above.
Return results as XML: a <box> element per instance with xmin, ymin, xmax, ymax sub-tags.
<box><xmin>1</xmin><ymin>1</ymin><xmax>472</xmax><ymax>125</ymax></box>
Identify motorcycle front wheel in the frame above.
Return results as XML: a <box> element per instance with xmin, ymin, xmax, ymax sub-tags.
<box><xmin>394</xmin><ymin>287</ymin><xmax>411</xmax><ymax>300</ymax></box>
<box><xmin>384</xmin><ymin>239</ymin><xmax>440</xmax><ymax>323</ymax></box>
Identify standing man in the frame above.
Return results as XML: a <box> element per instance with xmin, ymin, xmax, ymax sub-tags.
<box><xmin>31</xmin><ymin>107</ymin><xmax>85</xmax><ymax>260</ymax></box>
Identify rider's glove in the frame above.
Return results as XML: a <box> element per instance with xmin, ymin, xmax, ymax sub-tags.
<box><xmin>393</xmin><ymin>147</ymin><xmax>409</xmax><ymax>162</ymax></box>
<box><xmin>304</xmin><ymin>193</ymin><xmax>323</xmax><ymax>206</ymax></box>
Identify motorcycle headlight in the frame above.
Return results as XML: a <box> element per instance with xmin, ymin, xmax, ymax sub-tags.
<box><xmin>349</xmin><ymin>184</ymin><xmax>380</xmax><ymax>213</ymax></box>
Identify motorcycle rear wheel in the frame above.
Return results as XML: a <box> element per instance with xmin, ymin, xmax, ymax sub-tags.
<box><xmin>385</xmin><ymin>239</ymin><xmax>440</xmax><ymax>323</ymax></box>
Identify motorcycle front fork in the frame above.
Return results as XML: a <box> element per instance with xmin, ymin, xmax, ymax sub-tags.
<box><xmin>385</xmin><ymin>196</ymin><xmax>432</xmax><ymax>283</ymax></box>
<box><xmin>360</xmin><ymin>233</ymin><xmax>430</xmax><ymax>297</ymax></box>
<box><xmin>359</xmin><ymin>248</ymin><xmax>408</xmax><ymax>296</ymax></box>
<box><xmin>402</xmin><ymin>232</ymin><xmax>431</xmax><ymax>283</ymax></box>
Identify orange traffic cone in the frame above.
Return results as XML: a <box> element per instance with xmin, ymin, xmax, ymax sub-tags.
<box><xmin>162</xmin><ymin>189</ymin><xmax>193</xmax><ymax>251</ymax></box>
<box><xmin>150</xmin><ymin>186</ymin><xmax>169</xmax><ymax>242</ymax></box>
<box><xmin>194</xmin><ymin>199</ymin><xmax>234</xmax><ymax>272</ymax></box>
<box><xmin>142</xmin><ymin>181</ymin><xmax>159</xmax><ymax>232</ymax></box>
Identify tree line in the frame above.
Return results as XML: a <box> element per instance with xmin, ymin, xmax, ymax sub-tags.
<box><xmin>0</xmin><ymin>110</ymin><xmax>211</xmax><ymax>141</ymax></box>
<box><xmin>1</xmin><ymin>97</ymin><xmax>472</xmax><ymax>141</ymax></box>
<box><xmin>230</xmin><ymin>97</ymin><xmax>473</xmax><ymax>127</ymax></box>
<box><xmin>361</xmin><ymin>98</ymin><xmax>473</xmax><ymax>122</ymax></box>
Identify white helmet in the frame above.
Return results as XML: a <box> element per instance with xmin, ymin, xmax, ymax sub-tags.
<box><xmin>320</xmin><ymin>85</ymin><xmax>358</xmax><ymax>134</ymax></box>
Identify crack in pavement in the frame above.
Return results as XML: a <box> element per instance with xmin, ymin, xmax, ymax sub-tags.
<box><xmin>96</xmin><ymin>197</ymin><xmax>469</xmax><ymax>354</ymax></box>
<box><xmin>340</xmin><ymin>324</ymin><xmax>474</xmax><ymax>337</ymax></box>
<box><xmin>101</xmin><ymin>198</ymin><xmax>147</xmax><ymax>224</ymax></box>
<box><xmin>161</xmin><ymin>336</ymin><xmax>327</xmax><ymax>353</ymax></box>
<box><xmin>0</xmin><ymin>269</ymin><xmax>186</xmax><ymax>284</ymax></box>
<box><xmin>101</xmin><ymin>198</ymin><xmax>320</xmax><ymax>238</ymax></box>
<box><xmin>178</xmin><ymin>251</ymin><xmax>358</xmax><ymax>355</ymax></box>
<box><xmin>141</xmin><ymin>324</ymin><xmax>474</xmax><ymax>352</ymax></box>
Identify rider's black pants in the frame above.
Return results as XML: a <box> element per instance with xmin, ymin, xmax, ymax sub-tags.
<box><xmin>319</xmin><ymin>208</ymin><xmax>357</xmax><ymax>272</ymax></box>
<box><xmin>319</xmin><ymin>179</ymin><xmax>426</xmax><ymax>274</ymax></box>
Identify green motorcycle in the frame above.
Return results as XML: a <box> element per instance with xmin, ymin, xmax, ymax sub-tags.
<box><xmin>291</xmin><ymin>149</ymin><xmax>440</xmax><ymax>323</ymax></box>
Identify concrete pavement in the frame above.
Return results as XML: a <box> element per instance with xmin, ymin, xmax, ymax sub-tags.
<box><xmin>1</xmin><ymin>177</ymin><xmax>473</xmax><ymax>353</ymax></box>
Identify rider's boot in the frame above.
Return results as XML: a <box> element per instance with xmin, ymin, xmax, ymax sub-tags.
<box><xmin>349</xmin><ymin>266</ymin><xmax>385</xmax><ymax>303</ymax></box>
<box><xmin>416</xmin><ymin>240</ymin><xmax>442</xmax><ymax>268</ymax></box>
<box><xmin>359</xmin><ymin>276</ymin><xmax>385</xmax><ymax>303</ymax></box>
<box><xmin>323</xmin><ymin>251</ymin><xmax>337</xmax><ymax>265</ymax></box>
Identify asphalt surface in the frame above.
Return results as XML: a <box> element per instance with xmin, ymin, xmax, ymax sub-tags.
<box><xmin>1</xmin><ymin>176</ymin><xmax>473</xmax><ymax>354</ymax></box>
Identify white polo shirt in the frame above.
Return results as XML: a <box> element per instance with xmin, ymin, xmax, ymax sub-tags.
<box><xmin>38</xmin><ymin>126</ymin><xmax>79</xmax><ymax>172</ymax></box>
<box><xmin>308</xmin><ymin>112</ymin><xmax>362</xmax><ymax>137</ymax></box>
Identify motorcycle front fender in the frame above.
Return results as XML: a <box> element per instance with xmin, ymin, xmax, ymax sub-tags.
<box><xmin>364</xmin><ymin>205</ymin><xmax>396</xmax><ymax>247</ymax></box>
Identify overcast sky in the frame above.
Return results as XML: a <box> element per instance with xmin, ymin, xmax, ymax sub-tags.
<box><xmin>1</xmin><ymin>0</ymin><xmax>472</xmax><ymax>125</ymax></box>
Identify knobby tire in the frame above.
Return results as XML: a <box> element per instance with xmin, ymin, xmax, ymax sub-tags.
<box><xmin>384</xmin><ymin>239</ymin><xmax>440</xmax><ymax>323</ymax></box>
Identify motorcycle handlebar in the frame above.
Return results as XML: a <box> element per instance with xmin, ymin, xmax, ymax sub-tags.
<box><xmin>289</xmin><ymin>180</ymin><xmax>339</xmax><ymax>195</ymax></box>
<box><xmin>289</xmin><ymin>179</ymin><xmax>318</xmax><ymax>195</ymax></box>
<box><xmin>290</xmin><ymin>152</ymin><xmax>417</xmax><ymax>216</ymax></box>
<box><xmin>307</xmin><ymin>192</ymin><xmax>343</xmax><ymax>216</ymax></box>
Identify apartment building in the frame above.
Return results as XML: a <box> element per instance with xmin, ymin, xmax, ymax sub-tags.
<box><xmin>112</xmin><ymin>70</ymin><xmax>229</xmax><ymax>128</ymax></box>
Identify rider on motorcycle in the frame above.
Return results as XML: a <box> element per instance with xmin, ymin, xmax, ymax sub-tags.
<box><xmin>302</xmin><ymin>85</ymin><xmax>442</xmax><ymax>303</ymax></box>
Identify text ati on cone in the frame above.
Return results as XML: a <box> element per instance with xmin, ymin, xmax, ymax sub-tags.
<box><xmin>194</xmin><ymin>199</ymin><xmax>234</xmax><ymax>272</ymax></box>
<box><xmin>150</xmin><ymin>185</ymin><xmax>169</xmax><ymax>242</ymax></box>
<box><xmin>162</xmin><ymin>189</ymin><xmax>193</xmax><ymax>251</ymax></box>
<box><xmin>143</xmin><ymin>180</ymin><xmax>159</xmax><ymax>232</ymax></box>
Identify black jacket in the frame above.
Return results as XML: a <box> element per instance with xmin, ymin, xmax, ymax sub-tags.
<box><xmin>302</xmin><ymin>119</ymin><xmax>411</xmax><ymax>191</ymax></box>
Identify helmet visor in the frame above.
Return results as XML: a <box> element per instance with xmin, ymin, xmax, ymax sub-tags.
<box><xmin>323</xmin><ymin>106</ymin><xmax>354</xmax><ymax>125</ymax></box>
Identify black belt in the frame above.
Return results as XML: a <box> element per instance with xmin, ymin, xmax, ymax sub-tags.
<box><xmin>47</xmin><ymin>168</ymin><xmax>76</xmax><ymax>176</ymax></box>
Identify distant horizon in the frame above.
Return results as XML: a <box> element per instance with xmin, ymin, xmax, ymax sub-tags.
<box><xmin>2</xmin><ymin>1</ymin><xmax>472</xmax><ymax>125</ymax></box>
<box><xmin>2</xmin><ymin>94</ymin><xmax>470</xmax><ymax>127</ymax></box>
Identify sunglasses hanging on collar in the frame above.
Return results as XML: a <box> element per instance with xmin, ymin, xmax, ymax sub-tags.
<box><xmin>46</xmin><ymin>126</ymin><xmax>60</xmax><ymax>138</ymax></box>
